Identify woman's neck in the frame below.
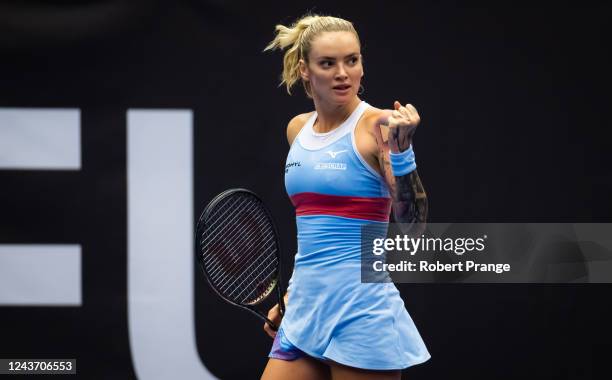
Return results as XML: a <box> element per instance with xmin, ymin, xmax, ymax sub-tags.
<box><xmin>312</xmin><ymin>96</ymin><xmax>362</xmax><ymax>133</ymax></box>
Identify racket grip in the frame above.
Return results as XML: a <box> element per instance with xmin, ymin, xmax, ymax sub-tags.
<box><xmin>267</xmin><ymin>320</ymin><xmax>279</xmax><ymax>332</ymax></box>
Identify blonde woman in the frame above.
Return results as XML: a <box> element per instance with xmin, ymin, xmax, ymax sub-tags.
<box><xmin>262</xmin><ymin>14</ymin><xmax>430</xmax><ymax>380</ymax></box>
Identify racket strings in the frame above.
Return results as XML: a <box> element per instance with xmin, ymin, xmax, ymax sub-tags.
<box><xmin>220</xmin><ymin>213</ymin><xmax>278</xmax><ymax>303</ymax></box>
<box><xmin>199</xmin><ymin>193</ymin><xmax>279</xmax><ymax>305</ymax></box>
<box><xmin>203</xmin><ymin>200</ymin><xmax>263</xmax><ymax>276</ymax></box>
<box><xmin>200</xmin><ymin>196</ymin><xmax>251</xmax><ymax>249</ymax></box>
<box><xmin>221</xmin><ymin>236</ymin><xmax>277</xmax><ymax>294</ymax></box>
<box><xmin>205</xmin><ymin>203</ymin><xmax>274</xmax><ymax>281</ymax></box>
<box><xmin>211</xmin><ymin>224</ymin><xmax>275</xmax><ymax>292</ymax></box>
<box><xmin>210</xmin><ymin>216</ymin><xmax>278</xmax><ymax>304</ymax></box>
<box><xmin>214</xmin><ymin>228</ymin><xmax>276</xmax><ymax>291</ymax></box>
<box><xmin>228</xmin><ymin>257</ymin><xmax>278</xmax><ymax>303</ymax></box>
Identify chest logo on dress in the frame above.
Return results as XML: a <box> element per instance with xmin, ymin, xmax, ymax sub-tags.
<box><xmin>315</xmin><ymin>149</ymin><xmax>348</xmax><ymax>170</ymax></box>
<box><xmin>314</xmin><ymin>162</ymin><xmax>347</xmax><ymax>170</ymax></box>
<box><xmin>325</xmin><ymin>149</ymin><xmax>347</xmax><ymax>158</ymax></box>
<box><xmin>285</xmin><ymin>161</ymin><xmax>301</xmax><ymax>173</ymax></box>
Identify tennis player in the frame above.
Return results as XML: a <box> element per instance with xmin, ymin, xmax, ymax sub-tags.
<box><xmin>261</xmin><ymin>14</ymin><xmax>430</xmax><ymax>380</ymax></box>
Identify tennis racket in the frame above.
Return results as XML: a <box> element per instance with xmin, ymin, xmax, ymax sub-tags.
<box><xmin>195</xmin><ymin>188</ymin><xmax>286</xmax><ymax>330</ymax></box>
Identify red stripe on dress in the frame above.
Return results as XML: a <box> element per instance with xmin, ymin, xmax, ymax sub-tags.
<box><xmin>290</xmin><ymin>192</ymin><xmax>391</xmax><ymax>222</ymax></box>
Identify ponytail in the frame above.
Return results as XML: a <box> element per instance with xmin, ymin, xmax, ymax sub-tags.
<box><xmin>264</xmin><ymin>14</ymin><xmax>359</xmax><ymax>97</ymax></box>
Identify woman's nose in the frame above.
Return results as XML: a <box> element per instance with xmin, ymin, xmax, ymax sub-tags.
<box><xmin>335</xmin><ymin>64</ymin><xmax>348</xmax><ymax>79</ymax></box>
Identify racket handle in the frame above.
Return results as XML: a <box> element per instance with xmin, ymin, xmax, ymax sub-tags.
<box><xmin>266</xmin><ymin>320</ymin><xmax>279</xmax><ymax>332</ymax></box>
<box><xmin>263</xmin><ymin>312</ymin><xmax>279</xmax><ymax>331</ymax></box>
<box><xmin>279</xmin><ymin>296</ymin><xmax>286</xmax><ymax>317</ymax></box>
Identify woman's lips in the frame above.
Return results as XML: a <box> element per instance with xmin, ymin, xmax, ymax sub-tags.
<box><xmin>333</xmin><ymin>85</ymin><xmax>351</xmax><ymax>94</ymax></box>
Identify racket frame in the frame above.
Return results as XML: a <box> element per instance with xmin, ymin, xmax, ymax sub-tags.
<box><xmin>196</xmin><ymin>188</ymin><xmax>286</xmax><ymax>330</ymax></box>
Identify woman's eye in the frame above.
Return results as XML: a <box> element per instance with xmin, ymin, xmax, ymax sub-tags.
<box><xmin>320</xmin><ymin>61</ymin><xmax>333</xmax><ymax>67</ymax></box>
<box><xmin>349</xmin><ymin>57</ymin><xmax>359</xmax><ymax>64</ymax></box>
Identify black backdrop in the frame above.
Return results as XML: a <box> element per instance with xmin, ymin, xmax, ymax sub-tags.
<box><xmin>1</xmin><ymin>1</ymin><xmax>611</xmax><ymax>379</ymax></box>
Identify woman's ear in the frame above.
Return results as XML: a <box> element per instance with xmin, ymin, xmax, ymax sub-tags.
<box><xmin>360</xmin><ymin>54</ymin><xmax>365</xmax><ymax>78</ymax></box>
<box><xmin>299</xmin><ymin>59</ymin><xmax>309</xmax><ymax>81</ymax></box>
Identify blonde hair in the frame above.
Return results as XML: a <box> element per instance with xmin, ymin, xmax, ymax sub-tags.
<box><xmin>264</xmin><ymin>14</ymin><xmax>360</xmax><ymax>97</ymax></box>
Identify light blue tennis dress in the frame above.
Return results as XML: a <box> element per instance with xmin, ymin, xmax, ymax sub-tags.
<box><xmin>270</xmin><ymin>101</ymin><xmax>430</xmax><ymax>370</ymax></box>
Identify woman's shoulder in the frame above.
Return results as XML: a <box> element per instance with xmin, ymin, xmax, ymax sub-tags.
<box><xmin>360</xmin><ymin>104</ymin><xmax>391</xmax><ymax>140</ymax></box>
<box><xmin>286</xmin><ymin>112</ymin><xmax>314</xmax><ymax>146</ymax></box>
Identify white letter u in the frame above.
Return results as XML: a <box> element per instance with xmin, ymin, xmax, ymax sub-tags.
<box><xmin>127</xmin><ymin>109</ymin><xmax>217</xmax><ymax>380</ymax></box>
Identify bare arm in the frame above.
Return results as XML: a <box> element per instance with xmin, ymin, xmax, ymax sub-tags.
<box><xmin>373</xmin><ymin>102</ymin><xmax>428</xmax><ymax>235</ymax></box>
<box><xmin>263</xmin><ymin>114</ymin><xmax>310</xmax><ymax>338</ymax></box>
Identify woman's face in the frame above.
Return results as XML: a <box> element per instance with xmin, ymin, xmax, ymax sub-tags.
<box><xmin>301</xmin><ymin>31</ymin><xmax>363</xmax><ymax>105</ymax></box>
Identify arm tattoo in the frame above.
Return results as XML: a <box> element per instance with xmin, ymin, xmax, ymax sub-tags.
<box><xmin>374</xmin><ymin>127</ymin><xmax>428</xmax><ymax>236</ymax></box>
<box><xmin>393</xmin><ymin>170</ymin><xmax>428</xmax><ymax>232</ymax></box>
